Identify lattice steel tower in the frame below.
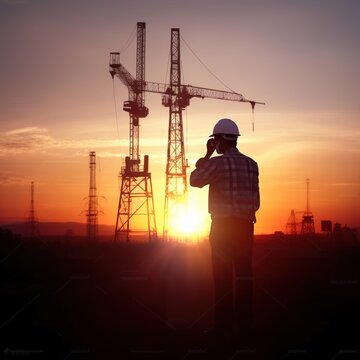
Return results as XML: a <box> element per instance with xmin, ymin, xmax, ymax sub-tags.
<box><xmin>301</xmin><ymin>178</ymin><xmax>315</xmax><ymax>234</ymax></box>
<box><xmin>162</xmin><ymin>28</ymin><xmax>188</xmax><ymax>241</ymax></box>
<box><xmin>86</xmin><ymin>151</ymin><xmax>98</xmax><ymax>242</ymax></box>
<box><xmin>28</xmin><ymin>181</ymin><xmax>40</xmax><ymax>238</ymax></box>
<box><xmin>110</xmin><ymin>22</ymin><xmax>157</xmax><ymax>242</ymax></box>
<box><xmin>285</xmin><ymin>209</ymin><xmax>298</xmax><ymax>235</ymax></box>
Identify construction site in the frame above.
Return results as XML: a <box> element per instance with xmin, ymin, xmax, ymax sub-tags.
<box><xmin>108</xmin><ymin>22</ymin><xmax>264</xmax><ymax>244</ymax></box>
<box><xmin>0</xmin><ymin>22</ymin><xmax>359</xmax><ymax>360</ymax></box>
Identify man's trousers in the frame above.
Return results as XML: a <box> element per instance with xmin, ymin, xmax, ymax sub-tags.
<box><xmin>209</xmin><ymin>217</ymin><xmax>254</xmax><ymax>334</ymax></box>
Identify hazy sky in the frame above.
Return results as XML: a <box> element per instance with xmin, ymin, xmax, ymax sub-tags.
<box><xmin>1</xmin><ymin>0</ymin><xmax>359</xmax><ymax>235</ymax></box>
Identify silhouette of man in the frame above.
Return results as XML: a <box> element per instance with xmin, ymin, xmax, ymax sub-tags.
<box><xmin>190</xmin><ymin>118</ymin><xmax>260</xmax><ymax>338</ymax></box>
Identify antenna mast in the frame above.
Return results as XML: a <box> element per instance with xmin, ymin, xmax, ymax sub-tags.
<box><xmin>86</xmin><ymin>151</ymin><xmax>98</xmax><ymax>242</ymax></box>
<box><xmin>28</xmin><ymin>181</ymin><xmax>40</xmax><ymax>238</ymax></box>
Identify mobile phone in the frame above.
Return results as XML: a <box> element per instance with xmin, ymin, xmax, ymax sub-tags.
<box><xmin>208</xmin><ymin>138</ymin><xmax>216</xmax><ymax>148</ymax></box>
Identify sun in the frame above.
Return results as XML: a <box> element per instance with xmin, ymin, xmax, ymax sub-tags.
<box><xmin>168</xmin><ymin>202</ymin><xmax>207</xmax><ymax>241</ymax></box>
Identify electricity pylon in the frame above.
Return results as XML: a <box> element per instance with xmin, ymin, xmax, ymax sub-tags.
<box><xmin>86</xmin><ymin>151</ymin><xmax>98</xmax><ymax>242</ymax></box>
<box><xmin>301</xmin><ymin>178</ymin><xmax>315</xmax><ymax>234</ymax></box>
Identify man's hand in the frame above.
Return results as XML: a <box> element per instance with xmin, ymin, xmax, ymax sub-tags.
<box><xmin>194</xmin><ymin>139</ymin><xmax>216</xmax><ymax>169</ymax></box>
<box><xmin>205</xmin><ymin>138</ymin><xmax>216</xmax><ymax>159</ymax></box>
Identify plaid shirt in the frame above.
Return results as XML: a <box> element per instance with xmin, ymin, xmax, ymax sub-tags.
<box><xmin>190</xmin><ymin>147</ymin><xmax>260</xmax><ymax>221</ymax></box>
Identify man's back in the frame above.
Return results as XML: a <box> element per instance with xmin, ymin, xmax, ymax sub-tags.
<box><xmin>190</xmin><ymin>147</ymin><xmax>260</xmax><ymax>221</ymax></box>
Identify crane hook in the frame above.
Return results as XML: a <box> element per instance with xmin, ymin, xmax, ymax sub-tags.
<box><xmin>250</xmin><ymin>101</ymin><xmax>255</xmax><ymax>132</ymax></box>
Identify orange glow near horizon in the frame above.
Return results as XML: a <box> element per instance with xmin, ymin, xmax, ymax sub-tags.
<box><xmin>0</xmin><ymin>112</ymin><xmax>359</xmax><ymax>237</ymax></box>
<box><xmin>1</xmin><ymin>1</ymin><xmax>360</xmax><ymax>236</ymax></box>
<box><xmin>167</xmin><ymin>202</ymin><xmax>208</xmax><ymax>241</ymax></box>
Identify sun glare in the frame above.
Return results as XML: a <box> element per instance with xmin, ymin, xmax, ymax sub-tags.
<box><xmin>168</xmin><ymin>203</ymin><xmax>207</xmax><ymax>241</ymax></box>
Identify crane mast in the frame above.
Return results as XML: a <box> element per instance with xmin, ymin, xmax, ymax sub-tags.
<box><xmin>162</xmin><ymin>29</ymin><xmax>187</xmax><ymax>241</ymax></box>
<box><xmin>130</xmin><ymin>22</ymin><xmax>146</xmax><ymax>165</ymax></box>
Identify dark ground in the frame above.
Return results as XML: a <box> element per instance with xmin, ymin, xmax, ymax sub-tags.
<box><xmin>0</xmin><ymin>230</ymin><xmax>359</xmax><ymax>359</ymax></box>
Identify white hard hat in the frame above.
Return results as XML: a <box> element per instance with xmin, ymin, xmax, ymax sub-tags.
<box><xmin>210</xmin><ymin>118</ymin><xmax>240</xmax><ymax>138</ymax></box>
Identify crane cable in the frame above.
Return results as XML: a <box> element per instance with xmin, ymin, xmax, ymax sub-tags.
<box><xmin>181</xmin><ymin>34</ymin><xmax>258</xmax><ymax>132</ymax></box>
<box><xmin>120</xmin><ymin>24</ymin><xmax>137</xmax><ymax>54</ymax></box>
<box><xmin>112</xmin><ymin>78</ymin><xmax>121</xmax><ymax>141</ymax></box>
<box><xmin>161</xmin><ymin>47</ymin><xmax>171</xmax><ymax>138</ymax></box>
<box><xmin>113</xmin><ymin>24</ymin><xmax>136</xmax><ymax>139</ymax></box>
<box><xmin>165</xmin><ymin>46</ymin><xmax>170</xmax><ymax>87</ymax></box>
<box><xmin>252</xmin><ymin>102</ymin><xmax>255</xmax><ymax>132</ymax></box>
<box><xmin>180</xmin><ymin>59</ymin><xmax>189</xmax><ymax>165</ymax></box>
<box><xmin>180</xmin><ymin>35</ymin><xmax>237</xmax><ymax>94</ymax></box>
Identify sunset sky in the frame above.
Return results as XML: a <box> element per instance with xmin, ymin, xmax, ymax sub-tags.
<box><xmin>0</xmin><ymin>0</ymin><xmax>359</xmax><ymax>235</ymax></box>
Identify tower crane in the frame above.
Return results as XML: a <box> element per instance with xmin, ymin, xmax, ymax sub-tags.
<box><xmin>111</xmin><ymin>22</ymin><xmax>157</xmax><ymax>242</ymax></box>
<box><xmin>110</xmin><ymin>25</ymin><xmax>264</xmax><ymax>241</ymax></box>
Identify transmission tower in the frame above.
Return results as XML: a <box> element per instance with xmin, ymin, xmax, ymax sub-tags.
<box><xmin>285</xmin><ymin>209</ymin><xmax>298</xmax><ymax>234</ymax></box>
<box><xmin>86</xmin><ymin>151</ymin><xmax>98</xmax><ymax>242</ymax></box>
<box><xmin>301</xmin><ymin>178</ymin><xmax>315</xmax><ymax>234</ymax></box>
<box><xmin>28</xmin><ymin>181</ymin><xmax>40</xmax><ymax>238</ymax></box>
<box><xmin>111</xmin><ymin>22</ymin><xmax>157</xmax><ymax>242</ymax></box>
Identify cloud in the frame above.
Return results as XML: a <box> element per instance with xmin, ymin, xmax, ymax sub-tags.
<box><xmin>0</xmin><ymin>127</ymin><xmax>124</xmax><ymax>156</ymax></box>
<box><xmin>0</xmin><ymin>127</ymin><xmax>177</xmax><ymax>157</ymax></box>
<box><xmin>0</xmin><ymin>127</ymin><xmax>53</xmax><ymax>155</ymax></box>
<box><xmin>0</xmin><ymin>173</ymin><xmax>29</xmax><ymax>186</ymax></box>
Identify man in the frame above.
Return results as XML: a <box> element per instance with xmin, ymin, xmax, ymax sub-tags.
<box><xmin>190</xmin><ymin>118</ymin><xmax>260</xmax><ymax>338</ymax></box>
